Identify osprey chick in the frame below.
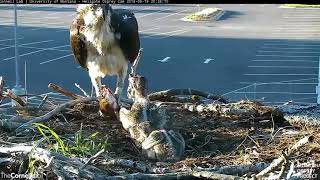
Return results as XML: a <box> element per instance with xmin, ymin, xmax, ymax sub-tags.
<box><xmin>70</xmin><ymin>4</ymin><xmax>140</xmax><ymax>102</ymax></box>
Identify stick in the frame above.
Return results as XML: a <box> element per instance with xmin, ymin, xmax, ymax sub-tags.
<box><xmin>107</xmin><ymin>171</ymin><xmax>244</xmax><ymax>180</ymax></box>
<box><xmin>15</xmin><ymin>97</ymin><xmax>96</xmax><ymax>133</ymax></box>
<box><xmin>148</xmin><ymin>88</ymin><xmax>227</xmax><ymax>103</ymax></box>
<box><xmin>0</xmin><ymin>76</ymin><xmax>4</xmax><ymax>97</ymax></box>
<box><xmin>0</xmin><ymin>76</ymin><xmax>4</xmax><ymax>102</ymax></box>
<box><xmin>75</xmin><ymin>83</ymin><xmax>90</xmax><ymax>97</ymax></box>
<box><xmin>0</xmin><ymin>145</ymin><xmax>112</xmax><ymax>179</ymax></box>
<box><xmin>4</xmin><ymin>89</ymin><xmax>26</xmax><ymax>107</ymax></box>
<box><xmin>48</xmin><ymin>83</ymin><xmax>81</xmax><ymax>100</ymax></box>
<box><xmin>98</xmin><ymin>158</ymin><xmax>148</xmax><ymax>172</ymax></box>
<box><xmin>255</xmin><ymin>135</ymin><xmax>314</xmax><ymax>179</ymax></box>
<box><xmin>81</xmin><ymin>148</ymin><xmax>105</xmax><ymax>170</ymax></box>
<box><xmin>130</xmin><ymin>48</ymin><xmax>143</xmax><ymax>76</ymax></box>
<box><xmin>38</xmin><ymin>95</ymin><xmax>49</xmax><ymax>109</ymax></box>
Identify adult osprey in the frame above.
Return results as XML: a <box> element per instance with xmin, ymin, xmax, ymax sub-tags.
<box><xmin>70</xmin><ymin>4</ymin><xmax>140</xmax><ymax>102</ymax></box>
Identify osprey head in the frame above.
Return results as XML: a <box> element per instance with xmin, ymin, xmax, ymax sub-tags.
<box><xmin>76</xmin><ymin>4</ymin><xmax>112</xmax><ymax>29</ymax></box>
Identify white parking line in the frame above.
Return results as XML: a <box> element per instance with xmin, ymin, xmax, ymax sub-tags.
<box><xmin>20</xmin><ymin>40</ymin><xmax>54</xmax><ymax>46</ymax></box>
<box><xmin>264</xmin><ymin>102</ymin><xmax>317</xmax><ymax>105</ymax></box>
<box><xmin>283</xmin><ymin>16</ymin><xmax>320</xmax><ymax>18</ymax></box>
<box><xmin>154</xmin><ymin>9</ymin><xmax>189</xmax><ymax>21</ymax></box>
<box><xmin>40</xmin><ymin>54</ymin><xmax>72</xmax><ymax>64</ymax></box>
<box><xmin>25</xmin><ymin>21</ymin><xmax>67</xmax><ymax>26</ymax></box>
<box><xmin>263</xmin><ymin>43</ymin><xmax>320</xmax><ymax>47</ymax></box>
<box><xmin>0</xmin><ymin>20</ymin><xmax>13</xmax><ymax>24</ymax></box>
<box><xmin>271</xmin><ymin>32</ymin><xmax>320</xmax><ymax>35</ymax></box>
<box><xmin>0</xmin><ymin>26</ymin><xmax>13</xmax><ymax>29</ymax></box>
<box><xmin>0</xmin><ymin>46</ymin><xmax>12</xmax><ymax>51</ymax></box>
<box><xmin>261</xmin><ymin>47</ymin><xmax>320</xmax><ymax>50</ymax></box>
<box><xmin>248</xmin><ymin>65</ymin><xmax>317</xmax><ymax>69</ymax></box>
<box><xmin>29</xmin><ymin>26</ymin><xmax>57</xmax><ymax>31</ymax></box>
<box><xmin>24</xmin><ymin>11</ymin><xmax>41</xmax><ymax>15</ymax></box>
<box><xmin>153</xmin><ymin>30</ymin><xmax>190</xmax><ymax>39</ymax></box>
<box><xmin>258</xmin><ymin>50</ymin><xmax>320</xmax><ymax>54</ymax></box>
<box><xmin>252</xmin><ymin>60</ymin><xmax>318</xmax><ymax>62</ymax></box>
<box><xmin>269</xmin><ymin>36</ymin><xmax>319</xmax><ymax>38</ymax></box>
<box><xmin>142</xmin><ymin>29</ymin><xmax>188</xmax><ymax>38</ymax></box>
<box><xmin>67</xmin><ymin>13</ymin><xmax>76</xmax><ymax>17</ymax></box>
<box><xmin>0</xmin><ymin>37</ymin><xmax>24</xmax><ymax>42</ymax></box>
<box><xmin>234</xmin><ymin>91</ymin><xmax>316</xmax><ymax>95</ymax></box>
<box><xmin>240</xmin><ymin>82</ymin><xmax>317</xmax><ymax>85</ymax></box>
<box><xmin>255</xmin><ymin>55</ymin><xmax>319</xmax><ymax>58</ymax></box>
<box><xmin>1</xmin><ymin>44</ymin><xmax>69</xmax><ymax>61</ymax></box>
<box><xmin>242</xmin><ymin>77</ymin><xmax>318</xmax><ymax>84</ymax></box>
<box><xmin>244</xmin><ymin>73</ymin><xmax>317</xmax><ymax>76</ymax></box>
<box><xmin>139</xmin><ymin>27</ymin><xmax>161</xmax><ymax>33</ymax></box>
<box><xmin>0</xmin><ymin>43</ymin><xmax>70</xmax><ymax>52</ymax></box>
<box><xmin>282</xmin><ymin>24</ymin><xmax>320</xmax><ymax>26</ymax></box>
<box><xmin>19</xmin><ymin>16</ymin><xmax>60</xmax><ymax>20</ymax></box>
<box><xmin>131</xmin><ymin>7</ymin><xmax>150</xmax><ymax>14</ymax></box>
<box><xmin>47</xmin><ymin>12</ymin><xmax>60</xmax><ymax>16</ymax></box>
<box><xmin>274</xmin><ymin>26</ymin><xmax>320</xmax><ymax>29</ymax></box>
<box><xmin>55</xmin><ymin>29</ymin><xmax>69</xmax><ymax>32</ymax></box>
<box><xmin>136</xmin><ymin>8</ymin><xmax>171</xmax><ymax>18</ymax></box>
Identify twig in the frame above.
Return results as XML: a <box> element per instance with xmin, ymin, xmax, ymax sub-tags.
<box><xmin>48</xmin><ymin>83</ymin><xmax>81</xmax><ymax>100</ymax></box>
<box><xmin>0</xmin><ymin>76</ymin><xmax>4</xmax><ymax>104</ymax></box>
<box><xmin>99</xmin><ymin>158</ymin><xmax>148</xmax><ymax>172</ymax></box>
<box><xmin>0</xmin><ymin>145</ymin><xmax>112</xmax><ymax>179</ymax></box>
<box><xmin>81</xmin><ymin>148</ymin><xmax>105</xmax><ymax>170</ymax></box>
<box><xmin>38</xmin><ymin>95</ymin><xmax>49</xmax><ymax>109</ymax></box>
<box><xmin>75</xmin><ymin>83</ymin><xmax>90</xmax><ymax>97</ymax></box>
<box><xmin>107</xmin><ymin>171</ymin><xmax>244</xmax><ymax>180</ymax></box>
<box><xmin>255</xmin><ymin>135</ymin><xmax>314</xmax><ymax>179</ymax></box>
<box><xmin>288</xmin><ymin>135</ymin><xmax>314</xmax><ymax>154</ymax></box>
<box><xmin>193</xmin><ymin>162</ymin><xmax>269</xmax><ymax>176</ymax></box>
<box><xmin>286</xmin><ymin>161</ymin><xmax>295</xmax><ymax>179</ymax></box>
<box><xmin>4</xmin><ymin>89</ymin><xmax>26</xmax><ymax>107</ymax></box>
<box><xmin>276</xmin><ymin>152</ymin><xmax>288</xmax><ymax>179</ymax></box>
<box><xmin>15</xmin><ymin>97</ymin><xmax>96</xmax><ymax>133</ymax></box>
<box><xmin>130</xmin><ymin>48</ymin><xmax>143</xmax><ymax>76</ymax></box>
<box><xmin>148</xmin><ymin>88</ymin><xmax>227</xmax><ymax>103</ymax></box>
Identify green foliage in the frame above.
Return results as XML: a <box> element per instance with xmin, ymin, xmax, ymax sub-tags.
<box><xmin>33</xmin><ymin>123</ymin><xmax>108</xmax><ymax>157</ymax></box>
<box><xmin>27</xmin><ymin>156</ymin><xmax>37</xmax><ymax>176</ymax></box>
<box><xmin>34</xmin><ymin>123</ymin><xmax>67</xmax><ymax>155</ymax></box>
<box><xmin>69</xmin><ymin>130</ymin><xmax>108</xmax><ymax>157</ymax></box>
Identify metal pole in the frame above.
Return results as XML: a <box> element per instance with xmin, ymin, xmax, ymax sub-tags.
<box><xmin>14</xmin><ymin>4</ymin><xmax>20</xmax><ymax>87</ymax></box>
<box><xmin>317</xmin><ymin>56</ymin><xmax>320</xmax><ymax>104</ymax></box>
<box><xmin>12</xmin><ymin>4</ymin><xmax>25</xmax><ymax>107</ymax></box>
<box><xmin>253</xmin><ymin>83</ymin><xmax>256</xmax><ymax>100</ymax></box>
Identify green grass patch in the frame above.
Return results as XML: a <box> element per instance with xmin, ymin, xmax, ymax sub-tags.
<box><xmin>283</xmin><ymin>4</ymin><xmax>320</xmax><ymax>8</ymax></box>
<box><xmin>33</xmin><ymin>123</ymin><xmax>108</xmax><ymax>157</ymax></box>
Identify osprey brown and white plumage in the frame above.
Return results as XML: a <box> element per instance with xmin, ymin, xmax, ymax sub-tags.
<box><xmin>70</xmin><ymin>4</ymin><xmax>140</xmax><ymax>102</ymax></box>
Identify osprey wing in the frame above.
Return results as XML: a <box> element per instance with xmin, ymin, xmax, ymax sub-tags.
<box><xmin>111</xmin><ymin>9</ymin><xmax>140</xmax><ymax>63</ymax></box>
<box><xmin>70</xmin><ymin>17</ymin><xmax>88</xmax><ymax>70</ymax></box>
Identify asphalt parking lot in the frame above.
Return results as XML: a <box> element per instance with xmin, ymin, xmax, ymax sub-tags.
<box><xmin>0</xmin><ymin>4</ymin><xmax>319</xmax><ymax>105</ymax></box>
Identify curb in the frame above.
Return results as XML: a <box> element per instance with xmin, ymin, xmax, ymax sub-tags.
<box><xmin>213</xmin><ymin>10</ymin><xmax>225</xmax><ymax>21</ymax></box>
<box><xmin>279</xmin><ymin>5</ymin><xmax>320</xmax><ymax>9</ymax></box>
<box><xmin>181</xmin><ymin>8</ymin><xmax>225</xmax><ymax>22</ymax></box>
